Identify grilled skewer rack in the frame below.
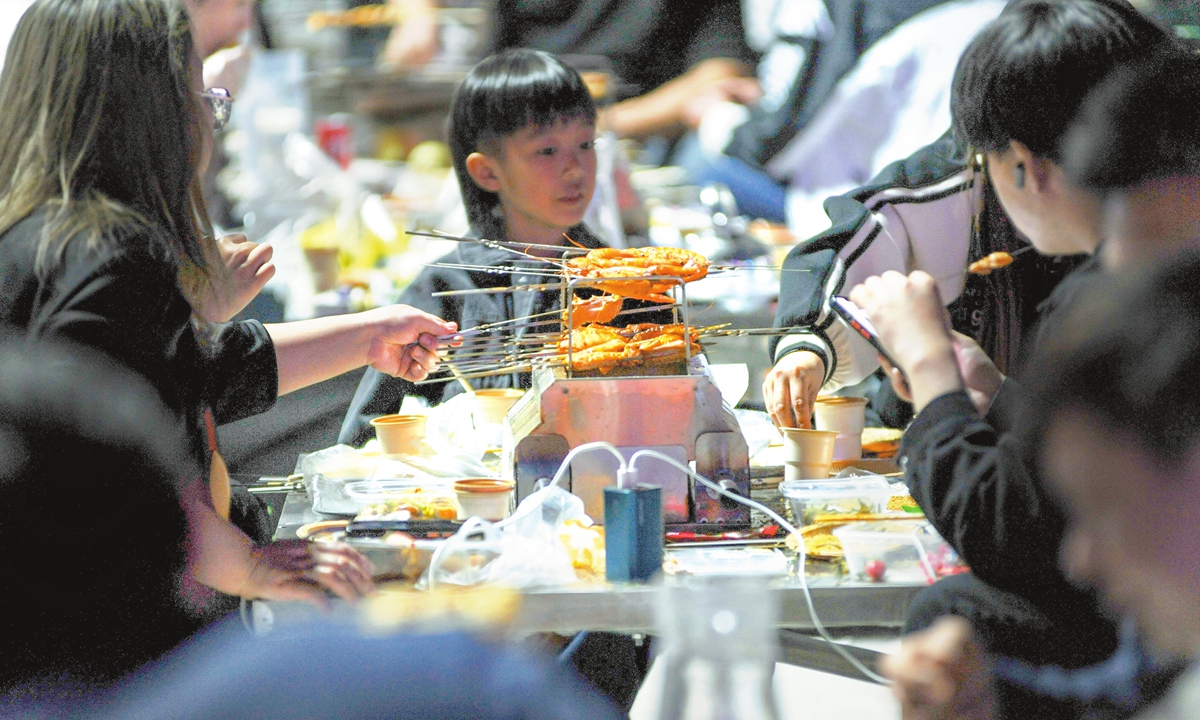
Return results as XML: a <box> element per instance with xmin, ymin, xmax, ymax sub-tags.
<box><xmin>501</xmin><ymin>358</ymin><xmax>751</xmax><ymax>530</ymax></box>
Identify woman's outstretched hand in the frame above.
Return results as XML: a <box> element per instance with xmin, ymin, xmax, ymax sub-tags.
<box><xmin>363</xmin><ymin>305</ymin><xmax>458</xmax><ymax>382</ymax></box>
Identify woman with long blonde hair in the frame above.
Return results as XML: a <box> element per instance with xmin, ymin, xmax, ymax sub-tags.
<box><xmin>0</xmin><ymin>0</ymin><xmax>455</xmax><ymax>607</ymax></box>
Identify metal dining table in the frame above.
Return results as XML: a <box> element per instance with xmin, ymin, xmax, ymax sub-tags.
<box><xmin>261</xmin><ymin>490</ymin><xmax>923</xmax><ymax>681</ymax></box>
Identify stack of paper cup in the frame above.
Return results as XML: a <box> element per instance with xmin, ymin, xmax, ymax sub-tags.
<box><xmin>780</xmin><ymin>428</ymin><xmax>838</xmax><ymax>481</ymax></box>
<box><xmin>813</xmin><ymin>396</ymin><xmax>868</xmax><ymax>461</ymax></box>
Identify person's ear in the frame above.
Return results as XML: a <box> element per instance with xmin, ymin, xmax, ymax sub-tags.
<box><xmin>465</xmin><ymin>152</ymin><xmax>502</xmax><ymax>192</ymax></box>
<box><xmin>1009</xmin><ymin>140</ymin><xmax>1050</xmax><ymax>193</ymax></box>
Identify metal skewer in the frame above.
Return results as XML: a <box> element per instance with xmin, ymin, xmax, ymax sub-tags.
<box><xmin>406</xmin><ymin>229</ymin><xmax>592</xmax><ymax>256</ymax></box>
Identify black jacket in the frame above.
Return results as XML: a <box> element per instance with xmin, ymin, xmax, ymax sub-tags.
<box><xmin>900</xmin><ymin>256</ymin><xmax>1119</xmax><ymax>655</ymax></box>
<box><xmin>0</xmin><ymin>209</ymin><xmax>278</xmax><ymax>484</ymax></box>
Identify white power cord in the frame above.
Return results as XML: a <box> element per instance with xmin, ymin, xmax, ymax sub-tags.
<box><xmin>628</xmin><ymin>449</ymin><xmax>893</xmax><ymax>685</ymax></box>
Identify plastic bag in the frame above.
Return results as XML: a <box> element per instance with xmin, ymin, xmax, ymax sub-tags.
<box><xmin>302</xmin><ymin>444</ymin><xmax>381</xmax><ymax>514</ymax></box>
<box><xmin>422</xmin><ymin>485</ymin><xmax>587</xmax><ymax>590</ymax></box>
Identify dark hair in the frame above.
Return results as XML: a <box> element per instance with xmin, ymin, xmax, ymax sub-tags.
<box><xmin>447</xmin><ymin>49</ymin><xmax>597</xmax><ymax>241</ymax></box>
<box><xmin>1023</xmin><ymin>251</ymin><xmax>1200</xmax><ymax>466</ymax></box>
<box><xmin>0</xmin><ymin>0</ymin><xmax>217</xmax><ymax>301</ymax></box>
<box><xmin>1063</xmin><ymin>49</ymin><xmax>1200</xmax><ymax>194</ymax></box>
<box><xmin>951</xmin><ymin>0</ymin><xmax>1171</xmax><ymax>161</ymax></box>
<box><xmin>0</xmin><ymin>336</ymin><xmax>198</xmax><ymax>698</ymax></box>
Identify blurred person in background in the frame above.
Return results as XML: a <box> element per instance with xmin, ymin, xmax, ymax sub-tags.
<box><xmin>0</xmin><ymin>0</ymin><xmax>458</xmax><ymax>614</ymax></box>
<box><xmin>186</xmin><ymin>0</ymin><xmax>254</xmax><ymax>60</ymax></box>
<box><xmin>680</xmin><ymin>0</ymin><xmax>1004</xmax><ymax>225</ymax></box>
<box><xmin>185</xmin><ymin>0</ymin><xmax>271</xmax><ymax>301</ymax></box>
<box><xmin>382</xmin><ymin>0</ymin><xmax>757</xmax><ymax>146</ymax></box>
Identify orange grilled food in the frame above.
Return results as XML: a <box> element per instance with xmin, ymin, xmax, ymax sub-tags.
<box><xmin>565</xmin><ymin>294</ymin><xmax>624</xmax><ymax>329</ymax></box>
<box><xmin>564</xmin><ymin>247</ymin><xmax>708</xmax><ymax>303</ymax></box>
<box><xmin>968</xmin><ymin>251</ymin><xmax>1014</xmax><ymax>275</ymax></box>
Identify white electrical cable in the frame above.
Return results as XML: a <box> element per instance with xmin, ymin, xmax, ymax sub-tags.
<box><xmin>627</xmin><ymin>449</ymin><xmax>894</xmax><ymax>685</ymax></box>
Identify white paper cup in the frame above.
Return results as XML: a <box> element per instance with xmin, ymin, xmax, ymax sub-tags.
<box><xmin>780</xmin><ymin>428</ymin><xmax>838</xmax><ymax>481</ymax></box>
<box><xmin>813</xmin><ymin>396</ymin><xmax>868</xmax><ymax>461</ymax></box>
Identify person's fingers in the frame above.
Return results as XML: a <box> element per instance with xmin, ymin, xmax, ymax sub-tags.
<box><xmin>408</xmin><ymin>344</ymin><xmax>440</xmax><ymax>373</ymax></box>
<box><xmin>768</xmin><ymin>374</ymin><xmax>795</xmax><ymax>429</ymax></box>
<box><xmin>246</xmin><ymin>241</ymin><xmax>274</xmax><ymax>269</ymax></box>
<box><xmin>310</xmin><ymin>553</ymin><xmax>375</xmax><ymax>602</ymax></box>
<box><xmin>255</xmin><ymin>261</ymin><xmax>277</xmax><ymax>283</ymax></box>
<box><xmin>409</xmin><ymin>312</ymin><xmax>457</xmax><ymax>337</ymax></box>
<box><xmin>791</xmin><ymin>385</ymin><xmax>810</xmax><ymax>429</ymax></box>
<box><xmin>393</xmin><ymin>349</ymin><xmax>416</xmax><ymax>380</ymax></box>
<box><xmin>272</xmin><ymin>579</ymin><xmax>333</xmax><ymax>611</ymax></box>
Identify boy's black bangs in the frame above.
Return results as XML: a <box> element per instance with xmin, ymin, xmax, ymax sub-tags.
<box><xmin>473</xmin><ymin>55</ymin><xmax>596</xmax><ymax>141</ymax></box>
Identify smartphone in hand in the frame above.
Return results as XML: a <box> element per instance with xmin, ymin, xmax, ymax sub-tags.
<box><xmin>830</xmin><ymin>296</ymin><xmax>904</xmax><ymax>373</ymax></box>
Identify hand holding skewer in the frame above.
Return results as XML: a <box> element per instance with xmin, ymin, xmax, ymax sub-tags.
<box><xmin>363</xmin><ymin>306</ymin><xmax>459</xmax><ymax>382</ymax></box>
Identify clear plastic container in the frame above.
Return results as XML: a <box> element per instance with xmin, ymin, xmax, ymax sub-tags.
<box><xmin>344</xmin><ymin>479</ymin><xmax>458</xmax><ymax>520</ymax></box>
<box><xmin>779</xmin><ymin>476</ymin><xmax>892</xmax><ymax>526</ymax></box>
<box><xmin>832</xmin><ymin>520</ymin><xmax>955</xmax><ymax>584</ymax></box>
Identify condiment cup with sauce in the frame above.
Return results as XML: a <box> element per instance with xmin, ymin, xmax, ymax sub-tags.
<box><xmin>454</xmin><ymin>478</ymin><xmax>515</xmax><ymax>521</ymax></box>
<box><xmin>813</xmin><ymin>396</ymin><xmax>868</xmax><ymax>461</ymax></box>
<box><xmin>780</xmin><ymin>428</ymin><xmax>838</xmax><ymax>481</ymax></box>
<box><xmin>370</xmin><ymin>414</ymin><xmax>427</xmax><ymax>455</ymax></box>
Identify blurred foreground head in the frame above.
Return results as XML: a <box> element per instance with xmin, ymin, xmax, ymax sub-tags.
<box><xmin>0</xmin><ymin>335</ymin><xmax>198</xmax><ymax>702</ymax></box>
<box><xmin>1026</xmin><ymin>252</ymin><xmax>1200</xmax><ymax>657</ymax></box>
<box><xmin>1064</xmin><ymin>49</ymin><xmax>1200</xmax><ymax>270</ymax></box>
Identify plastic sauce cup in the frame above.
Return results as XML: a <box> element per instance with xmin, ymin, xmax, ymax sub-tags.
<box><xmin>454</xmin><ymin>478</ymin><xmax>515</xmax><ymax>521</ymax></box>
<box><xmin>370</xmin><ymin>414</ymin><xmax>427</xmax><ymax>455</ymax></box>
<box><xmin>471</xmin><ymin>388</ymin><xmax>525</xmax><ymax>427</ymax></box>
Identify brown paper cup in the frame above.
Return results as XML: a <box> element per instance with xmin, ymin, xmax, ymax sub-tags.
<box><xmin>370</xmin><ymin>414</ymin><xmax>427</xmax><ymax>455</ymax></box>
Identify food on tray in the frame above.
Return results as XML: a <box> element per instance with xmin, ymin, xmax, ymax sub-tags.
<box><xmin>780</xmin><ymin>477</ymin><xmax>893</xmax><ymax>526</ymax></box>
<box><xmin>834</xmin><ymin>520</ymin><xmax>968</xmax><ymax>583</ymax></box>
<box><xmin>887</xmin><ymin>494</ymin><xmax>920</xmax><ymax>512</ymax></box>
<box><xmin>968</xmin><ymin>251</ymin><xmax>1014</xmax><ymax>275</ymax></box>
<box><xmin>793</xmin><ymin>524</ymin><xmax>845</xmax><ymax>559</ymax></box>
<box><xmin>559</xmin><ymin>519</ymin><xmax>605</xmax><ymax>575</ymax></box>
<box><xmin>564</xmin><ymin>247</ymin><xmax>708</xmax><ymax>303</ymax></box>
<box><xmin>864</xmin><ymin>559</ymin><xmax>888</xmax><ymax>582</ymax></box>
<box><xmin>796</xmin><ymin>498</ymin><xmax>877</xmax><ymax>526</ymax></box>
<box><xmin>861</xmin><ymin>427</ymin><xmax>903</xmax><ymax>456</ymax></box>
<box><xmin>355</xmin><ymin>492</ymin><xmax>458</xmax><ymax>522</ymax></box>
